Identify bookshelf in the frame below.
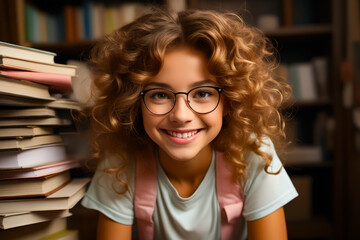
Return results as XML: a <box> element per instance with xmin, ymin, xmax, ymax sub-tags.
<box><xmin>0</xmin><ymin>0</ymin><xmax>348</xmax><ymax>239</ymax></box>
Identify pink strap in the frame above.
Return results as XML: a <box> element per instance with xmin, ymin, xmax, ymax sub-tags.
<box><xmin>134</xmin><ymin>151</ymin><xmax>244</xmax><ymax>240</ymax></box>
<box><xmin>134</xmin><ymin>152</ymin><xmax>157</xmax><ymax>240</ymax></box>
<box><xmin>216</xmin><ymin>152</ymin><xmax>244</xmax><ymax>240</ymax></box>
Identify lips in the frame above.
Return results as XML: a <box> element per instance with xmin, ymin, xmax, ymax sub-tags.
<box><xmin>165</xmin><ymin>130</ymin><xmax>199</xmax><ymax>139</ymax></box>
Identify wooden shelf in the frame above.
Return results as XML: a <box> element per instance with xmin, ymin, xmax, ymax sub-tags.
<box><xmin>265</xmin><ymin>24</ymin><xmax>333</xmax><ymax>37</ymax></box>
<box><xmin>285</xmin><ymin>161</ymin><xmax>334</xmax><ymax>169</ymax></box>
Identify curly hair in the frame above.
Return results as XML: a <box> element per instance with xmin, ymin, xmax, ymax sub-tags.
<box><xmin>82</xmin><ymin>7</ymin><xmax>292</xmax><ymax>192</ymax></box>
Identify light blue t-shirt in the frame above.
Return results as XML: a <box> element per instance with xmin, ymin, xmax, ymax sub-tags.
<box><xmin>81</xmin><ymin>139</ymin><xmax>298</xmax><ymax>239</ymax></box>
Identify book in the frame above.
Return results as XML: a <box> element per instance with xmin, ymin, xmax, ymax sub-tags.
<box><xmin>297</xmin><ymin>63</ymin><xmax>318</xmax><ymax>101</ymax></box>
<box><xmin>64</xmin><ymin>5</ymin><xmax>78</xmax><ymax>42</ymax></box>
<box><xmin>0</xmin><ymin>55</ymin><xmax>77</xmax><ymax>76</ymax></box>
<box><xmin>282</xmin><ymin>0</ymin><xmax>293</xmax><ymax>26</ymax></box>
<box><xmin>0</xmin><ymin>160</ymin><xmax>80</xmax><ymax>180</ymax></box>
<box><xmin>283</xmin><ymin>145</ymin><xmax>323</xmax><ymax>164</ymax></box>
<box><xmin>0</xmin><ymin>144</ymin><xmax>67</xmax><ymax>169</ymax></box>
<box><xmin>0</xmin><ymin>217</ymin><xmax>67</xmax><ymax>240</ymax></box>
<box><xmin>312</xmin><ymin>57</ymin><xmax>328</xmax><ymax>100</ymax></box>
<box><xmin>0</xmin><ymin>171</ymin><xmax>71</xmax><ymax>199</ymax></box>
<box><xmin>0</xmin><ymin>134</ymin><xmax>63</xmax><ymax>150</ymax></box>
<box><xmin>0</xmin><ymin>209</ymin><xmax>71</xmax><ymax>230</ymax></box>
<box><xmin>0</xmin><ymin>69</ymin><xmax>73</xmax><ymax>93</ymax></box>
<box><xmin>0</xmin><ymin>107</ymin><xmax>56</xmax><ymax>118</ymax></box>
<box><xmin>0</xmin><ymin>94</ymin><xmax>80</xmax><ymax>110</ymax></box>
<box><xmin>287</xmin><ymin>63</ymin><xmax>318</xmax><ymax>101</ymax></box>
<box><xmin>0</xmin><ymin>178</ymin><xmax>90</xmax><ymax>214</ymax></box>
<box><xmin>40</xmin><ymin>229</ymin><xmax>79</xmax><ymax>240</ymax></box>
<box><xmin>0</xmin><ymin>41</ymin><xmax>56</xmax><ymax>64</ymax></box>
<box><xmin>0</xmin><ymin>116</ymin><xmax>72</xmax><ymax>127</ymax></box>
<box><xmin>0</xmin><ymin>76</ymin><xmax>54</xmax><ymax>100</ymax></box>
<box><xmin>0</xmin><ymin>126</ymin><xmax>54</xmax><ymax>138</ymax></box>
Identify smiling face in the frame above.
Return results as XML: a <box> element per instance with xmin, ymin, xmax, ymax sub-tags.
<box><xmin>141</xmin><ymin>47</ymin><xmax>224</xmax><ymax>163</ymax></box>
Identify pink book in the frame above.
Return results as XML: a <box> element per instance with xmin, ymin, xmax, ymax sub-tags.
<box><xmin>0</xmin><ymin>69</ymin><xmax>73</xmax><ymax>93</ymax></box>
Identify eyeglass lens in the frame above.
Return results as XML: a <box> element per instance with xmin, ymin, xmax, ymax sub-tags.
<box><xmin>142</xmin><ymin>86</ymin><xmax>221</xmax><ymax>115</ymax></box>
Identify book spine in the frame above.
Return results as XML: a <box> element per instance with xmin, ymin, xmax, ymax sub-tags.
<box><xmin>25</xmin><ymin>3</ymin><xmax>36</xmax><ymax>42</ymax></box>
<box><xmin>83</xmin><ymin>2</ymin><xmax>92</xmax><ymax>39</ymax></box>
<box><xmin>64</xmin><ymin>5</ymin><xmax>77</xmax><ymax>42</ymax></box>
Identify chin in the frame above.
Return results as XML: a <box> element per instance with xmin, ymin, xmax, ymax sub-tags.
<box><xmin>159</xmin><ymin>145</ymin><xmax>210</xmax><ymax>163</ymax></box>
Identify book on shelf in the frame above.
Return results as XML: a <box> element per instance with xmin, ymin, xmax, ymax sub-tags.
<box><xmin>0</xmin><ymin>171</ymin><xmax>71</xmax><ymax>199</ymax></box>
<box><xmin>0</xmin><ymin>126</ymin><xmax>54</xmax><ymax>138</ymax></box>
<box><xmin>0</xmin><ymin>116</ymin><xmax>72</xmax><ymax>127</ymax></box>
<box><xmin>0</xmin><ymin>209</ymin><xmax>71</xmax><ymax>230</ymax></box>
<box><xmin>0</xmin><ymin>94</ymin><xmax>81</xmax><ymax>110</ymax></box>
<box><xmin>312</xmin><ymin>57</ymin><xmax>329</xmax><ymax>100</ymax></box>
<box><xmin>64</xmin><ymin>5</ymin><xmax>78</xmax><ymax>42</ymax></box>
<box><xmin>0</xmin><ymin>177</ymin><xmax>90</xmax><ymax>214</ymax></box>
<box><xmin>283</xmin><ymin>145</ymin><xmax>323</xmax><ymax>164</ymax></box>
<box><xmin>0</xmin><ymin>107</ymin><xmax>56</xmax><ymax>118</ymax></box>
<box><xmin>0</xmin><ymin>134</ymin><xmax>63</xmax><ymax>150</ymax></box>
<box><xmin>0</xmin><ymin>217</ymin><xmax>67</xmax><ymax>240</ymax></box>
<box><xmin>0</xmin><ymin>69</ymin><xmax>73</xmax><ymax>93</ymax></box>
<box><xmin>0</xmin><ymin>76</ymin><xmax>54</xmax><ymax>100</ymax></box>
<box><xmin>286</xmin><ymin>62</ymin><xmax>318</xmax><ymax>101</ymax></box>
<box><xmin>23</xmin><ymin>1</ymin><xmax>147</xmax><ymax>43</ymax></box>
<box><xmin>0</xmin><ymin>41</ymin><xmax>56</xmax><ymax>64</ymax></box>
<box><xmin>0</xmin><ymin>159</ymin><xmax>81</xmax><ymax>180</ymax></box>
<box><xmin>0</xmin><ymin>55</ymin><xmax>77</xmax><ymax>76</ymax></box>
<box><xmin>0</xmin><ymin>144</ymin><xmax>67</xmax><ymax>169</ymax></box>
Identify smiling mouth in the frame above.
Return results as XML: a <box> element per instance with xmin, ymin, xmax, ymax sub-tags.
<box><xmin>164</xmin><ymin>130</ymin><xmax>200</xmax><ymax>139</ymax></box>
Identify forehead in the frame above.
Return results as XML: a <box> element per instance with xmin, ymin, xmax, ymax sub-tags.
<box><xmin>147</xmin><ymin>47</ymin><xmax>216</xmax><ymax>89</ymax></box>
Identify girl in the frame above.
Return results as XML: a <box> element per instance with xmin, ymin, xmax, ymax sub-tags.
<box><xmin>81</xmin><ymin>7</ymin><xmax>298</xmax><ymax>240</ymax></box>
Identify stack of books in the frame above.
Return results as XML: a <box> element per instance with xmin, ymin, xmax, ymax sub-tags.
<box><xmin>0</xmin><ymin>41</ymin><xmax>90</xmax><ymax>239</ymax></box>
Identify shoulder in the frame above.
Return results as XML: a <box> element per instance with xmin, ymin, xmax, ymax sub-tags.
<box><xmin>245</xmin><ymin>136</ymin><xmax>282</xmax><ymax>174</ymax></box>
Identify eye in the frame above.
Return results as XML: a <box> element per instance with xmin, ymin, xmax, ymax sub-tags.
<box><xmin>146</xmin><ymin>89</ymin><xmax>173</xmax><ymax>102</ymax></box>
<box><xmin>192</xmin><ymin>88</ymin><xmax>216</xmax><ymax>99</ymax></box>
<box><xmin>151</xmin><ymin>92</ymin><xmax>169</xmax><ymax>99</ymax></box>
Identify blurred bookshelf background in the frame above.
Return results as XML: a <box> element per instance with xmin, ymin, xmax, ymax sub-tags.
<box><xmin>0</xmin><ymin>0</ymin><xmax>359</xmax><ymax>239</ymax></box>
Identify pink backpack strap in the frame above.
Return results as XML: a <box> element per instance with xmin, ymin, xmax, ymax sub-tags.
<box><xmin>134</xmin><ymin>152</ymin><xmax>157</xmax><ymax>240</ymax></box>
<box><xmin>216</xmin><ymin>151</ymin><xmax>244</xmax><ymax>240</ymax></box>
<box><xmin>134</xmin><ymin>151</ymin><xmax>244</xmax><ymax>240</ymax></box>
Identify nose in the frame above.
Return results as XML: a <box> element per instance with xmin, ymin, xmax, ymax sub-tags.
<box><xmin>168</xmin><ymin>95</ymin><xmax>194</xmax><ymax>123</ymax></box>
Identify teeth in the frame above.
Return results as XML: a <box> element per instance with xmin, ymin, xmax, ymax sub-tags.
<box><xmin>167</xmin><ymin>130</ymin><xmax>198</xmax><ymax>138</ymax></box>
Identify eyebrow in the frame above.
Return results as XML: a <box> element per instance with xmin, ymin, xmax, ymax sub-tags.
<box><xmin>145</xmin><ymin>79</ymin><xmax>218</xmax><ymax>89</ymax></box>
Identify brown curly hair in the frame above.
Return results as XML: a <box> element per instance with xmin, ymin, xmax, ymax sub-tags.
<box><xmin>82</xmin><ymin>7</ymin><xmax>292</xmax><ymax>192</ymax></box>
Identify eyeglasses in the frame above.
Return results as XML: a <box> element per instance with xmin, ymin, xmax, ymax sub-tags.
<box><xmin>140</xmin><ymin>86</ymin><xmax>222</xmax><ymax>115</ymax></box>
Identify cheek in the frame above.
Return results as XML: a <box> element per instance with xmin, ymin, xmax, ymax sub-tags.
<box><xmin>141</xmin><ymin>104</ymin><xmax>161</xmax><ymax>137</ymax></box>
<box><xmin>206</xmin><ymin>104</ymin><xmax>224</xmax><ymax>132</ymax></box>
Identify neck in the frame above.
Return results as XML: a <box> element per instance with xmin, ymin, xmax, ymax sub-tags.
<box><xmin>158</xmin><ymin>145</ymin><xmax>212</xmax><ymax>197</ymax></box>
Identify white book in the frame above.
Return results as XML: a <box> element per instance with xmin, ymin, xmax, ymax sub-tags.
<box><xmin>0</xmin><ymin>126</ymin><xmax>54</xmax><ymax>138</ymax></box>
<box><xmin>284</xmin><ymin>145</ymin><xmax>323</xmax><ymax>164</ymax></box>
<box><xmin>0</xmin><ymin>41</ymin><xmax>56</xmax><ymax>64</ymax></box>
<box><xmin>0</xmin><ymin>107</ymin><xmax>56</xmax><ymax>118</ymax></box>
<box><xmin>0</xmin><ymin>134</ymin><xmax>63</xmax><ymax>150</ymax></box>
<box><xmin>0</xmin><ymin>116</ymin><xmax>72</xmax><ymax>127</ymax></box>
<box><xmin>0</xmin><ymin>76</ymin><xmax>54</xmax><ymax>100</ymax></box>
<box><xmin>0</xmin><ymin>178</ymin><xmax>90</xmax><ymax>214</ymax></box>
<box><xmin>0</xmin><ymin>171</ymin><xmax>71</xmax><ymax>199</ymax></box>
<box><xmin>297</xmin><ymin>63</ymin><xmax>318</xmax><ymax>101</ymax></box>
<box><xmin>0</xmin><ymin>144</ymin><xmax>67</xmax><ymax>169</ymax></box>
<box><xmin>0</xmin><ymin>209</ymin><xmax>71</xmax><ymax>230</ymax></box>
<box><xmin>0</xmin><ymin>55</ymin><xmax>77</xmax><ymax>77</ymax></box>
<box><xmin>0</xmin><ymin>217</ymin><xmax>67</xmax><ymax>240</ymax></box>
